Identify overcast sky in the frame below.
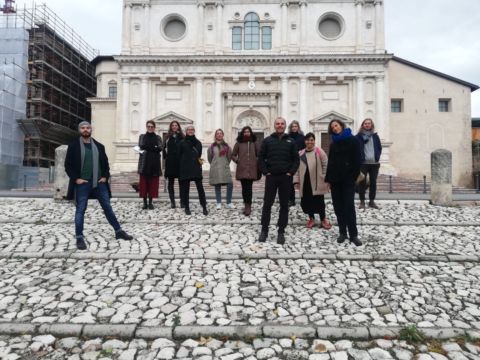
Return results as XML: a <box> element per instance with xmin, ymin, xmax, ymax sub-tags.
<box><xmin>13</xmin><ymin>0</ymin><xmax>480</xmax><ymax>116</ymax></box>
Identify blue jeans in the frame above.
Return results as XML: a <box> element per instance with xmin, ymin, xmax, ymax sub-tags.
<box><xmin>74</xmin><ymin>181</ymin><xmax>121</xmax><ymax>239</ymax></box>
<box><xmin>214</xmin><ymin>183</ymin><xmax>233</xmax><ymax>204</ymax></box>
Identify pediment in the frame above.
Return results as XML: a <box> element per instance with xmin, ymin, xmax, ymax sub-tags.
<box><xmin>309</xmin><ymin>111</ymin><xmax>354</xmax><ymax>125</ymax></box>
<box><xmin>151</xmin><ymin>111</ymin><xmax>193</xmax><ymax>126</ymax></box>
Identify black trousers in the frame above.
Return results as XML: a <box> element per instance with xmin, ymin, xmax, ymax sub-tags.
<box><xmin>359</xmin><ymin>164</ymin><xmax>380</xmax><ymax>202</ymax></box>
<box><xmin>240</xmin><ymin>179</ymin><xmax>254</xmax><ymax>204</ymax></box>
<box><xmin>331</xmin><ymin>181</ymin><xmax>358</xmax><ymax>238</ymax></box>
<box><xmin>289</xmin><ymin>183</ymin><xmax>296</xmax><ymax>203</ymax></box>
<box><xmin>167</xmin><ymin>177</ymin><xmax>178</xmax><ymax>204</ymax></box>
<box><xmin>179</xmin><ymin>179</ymin><xmax>207</xmax><ymax>209</ymax></box>
<box><xmin>261</xmin><ymin>174</ymin><xmax>292</xmax><ymax>233</ymax></box>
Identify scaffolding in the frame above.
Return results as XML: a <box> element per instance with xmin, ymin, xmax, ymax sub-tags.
<box><xmin>0</xmin><ymin>3</ymin><xmax>98</xmax><ymax>168</ymax></box>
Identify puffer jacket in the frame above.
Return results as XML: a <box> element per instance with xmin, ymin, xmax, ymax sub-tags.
<box><xmin>258</xmin><ymin>132</ymin><xmax>300</xmax><ymax>176</ymax></box>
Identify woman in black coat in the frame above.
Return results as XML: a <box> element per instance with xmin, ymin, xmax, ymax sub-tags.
<box><xmin>325</xmin><ymin>119</ymin><xmax>362</xmax><ymax>246</ymax></box>
<box><xmin>288</xmin><ymin>120</ymin><xmax>305</xmax><ymax>207</ymax></box>
<box><xmin>163</xmin><ymin>120</ymin><xmax>184</xmax><ymax>208</ymax></box>
<box><xmin>137</xmin><ymin>120</ymin><xmax>162</xmax><ymax>210</ymax></box>
<box><xmin>178</xmin><ymin>125</ymin><xmax>208</xmax><ymax>216</ymax></box>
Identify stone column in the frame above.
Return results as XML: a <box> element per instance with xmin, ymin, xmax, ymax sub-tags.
<box><xmin>226</xmin><ymin>94</ymin><xmax>234</xmax><ymax>134</ymax></box>
<box><xmin>197</xmin><ymin>1</ymin><xmax>205</xmax><ymax>53</ymax></box>
<box><xmin>195</xmin><ymin>78</ymin><xmax>204</xmax><ymax>140</ymax></box>
<box><xmin>281</xmin><ymin>76</ymin><xmax>289</xmax><ymax>118</ymax></box>
<box><xmin>215</xmin><ymin>1</ymin><xmax>224</xmax><ymax>53</ymax></box>
<box><xmin>141</xmin><ymin>77</ymin><xmax>149</xmax><ymax>127</ymax></box>
<box><xmin>374</xmin><ymin>0</ymin><xmax>385</xmax><ymax>53</ymax></box>
<box><xmin>214</xmin><ymin>77</ymin><xmax>223</xmax><ymax>130</ymax></box>
<box><xmin>281</xmin><ymin>1</ymin><xmax>288</xmax><ymax>52</ymax></box>
<box><xmin>299</xmin><ymin>1</ymin><xmax>307</xmax><ymax>51</ymax></box>
<box><xmin>270</xmin><ymin>94</ymin><xmax>278</xmax><ymax>122</ymax></box>
<box><xmin>356</xmin><ymin>76</ymin><xmax>365</xmax><ymax>129</ymax></box>
<box><xmin>299</xmin><ymin>76</ymin><xmax>308</xmax><ymax>131</ymax></box>
<box><xmin>143</xmin><ymin>4</ymin><xmax>151</xmax><ymax>54</ymax></box>
<box><xmin>121</xmin><ymin>77</ymin><xmax>130</xmax><ymax>141</ymax></box>
<box><xmin>54</xmin><ymin>145</ymin><xmax>69</xmax><ymax>200</ymax></box>
<box><xmin>375</xmin><ymin>75</ymin><xmax>385</xmax><ymax>137</ymax></box>
<box><xmin>431</xmin><ymin>149</ymin><xmax>452</xmax><ymax>206</ymax></box>
<box><xmin>122</xmin><ymin>4</ymin><xmax>132</xmax><ymax>54</ymax></box>
<box><xmin>355</xmin><ymin>0</ymin><xmax>364</xmax><ymax>52</ymax></box>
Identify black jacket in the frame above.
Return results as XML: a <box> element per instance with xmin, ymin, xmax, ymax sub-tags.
<box><xmin>178</xmin><ymin>135</ymin><xmax>203</xmax><ymax>181</ymax></box>
<box><xmin>163</xmin><ymin>133</ymin><xmax>183</xmax><ymax>178</ymax></box>
<box><xmin>137</xmin><ymin>133</ymin><xmax>163</xmax><ymax>177</ymax></box>
<box><xmin>325</xmin><ymin>136</ymin><xmax>361</xmax><ymax>184</ymax></box>
<box><xmin>259</xmin><ymin>132</ymin><xmax>300</xmax><ymax>176</ymax></box>
<box><xmin>289</xmin><ymin>132</ymin><xmax>306</xmax><ymax>151</ymax></box>
<box><xmin>355</xmin><ymin>132</ymin><xmax>382</xmax><ymax>163</ymax></box>
<box><xmin>64</xmin><ymin>138</ymin><xmax>111</xmax><ymax>200</ymax></box>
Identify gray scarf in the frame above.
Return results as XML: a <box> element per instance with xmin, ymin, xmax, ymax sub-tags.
<box><xmin>79</xmin><ymin>137</ymin><xmax>100</xmax><ymax>188</ymax></box>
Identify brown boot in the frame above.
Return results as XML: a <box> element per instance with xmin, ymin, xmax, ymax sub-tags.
<box><xmin>369</xmin><ymin>201</ymin><xmax>379</xmax><ymax>209</ymax></box>
<box><xmin>359</xmin><ymin>201</ymin><xmax>365</xmax><ymax>209</ymax></box>
<box><xmin>245</xmin><ymin>203</ymin><xmax>252</xmax><ymax>216</ymax></box>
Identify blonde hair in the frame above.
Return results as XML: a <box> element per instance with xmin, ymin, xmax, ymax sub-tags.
<box><xmin>359</xmin><ymin>118</ymin><xmax>375</xmax><ymax>132</ymax></box>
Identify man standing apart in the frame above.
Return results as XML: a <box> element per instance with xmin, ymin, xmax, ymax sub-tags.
<box><xmin>65</xmin><ymin>121</ymin><xmax>133</xmax><ymax>250</ymax></box>
<box><xmin>258</xmin><ymin>117</ymin><xmax>300</xmax><ymax>244</ymax></box>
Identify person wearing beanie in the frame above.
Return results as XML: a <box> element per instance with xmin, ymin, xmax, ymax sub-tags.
<box><xmin>64</xmin><ymin>121</ymin><xmax>133</xmax><ymax>250</ymax></box>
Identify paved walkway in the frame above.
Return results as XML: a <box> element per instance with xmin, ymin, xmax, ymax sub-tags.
<box><xmin>0</xmin><ymin>198</ymin><xmax>479</xmax><ymax>359</ymax></box>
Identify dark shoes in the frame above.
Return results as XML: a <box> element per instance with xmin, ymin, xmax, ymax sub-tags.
<box><xmin>185</xmin><ymin>207</ymin><xmax>191</xmax><ymax>215</ymax></box>
<box><xmin>337</xmin><ymin>233</ymin><xmax>348</xmax><ymax>244</ymax></box>
<box><xmin>288</xmin><ymin>200</ymin><xmax>295</xmax><ymax>207</ymax></box>
<box><xmin>350</xmin><ymin>236</ymin><xmax>363</xmax><ymax>247</ymax></box>
<box><xmin>148</xmin><ymin>203</ymin><xmax>154</xmax><ymax>210</ymax></box>
<box><xmin>76</xmin><ymin>238</ymin><xmax>87</xmax><ymax>250</ymax></box>
<box><xmin>244</xmin><ymin>203</ymin><xmax>252</xmax><ymax>216</ymax></box>
<box><xmin>258</xmin><ymin>231</ymin><xmax>268</xmax><ymax>243</ymax></box>
<box><xmin>277</xmin><ymin>232</ymin><xmax>286</xmax><ymax>245</ymax></box>
<box><xmin>359</xmin><ymin>201</ymin><xmax>366</xmax><ymax>209</ymax></box>
<box><xmin>142</xmin><ymin>203</ymin><xmax>148</xmax><ymax>210</ymax></box>
<box><xmin>116</xmin><ymin>230</ymin><xmax>133</xmax><ymax>240</ymax></box>
<box><xmin>369</xmin><ymin>201</ymin><xmax>379</xmax><ymax>209</ymax></box>
<box><xmin>170</xmin><ymin>201</ymin><xmax>176</xmax><ymax>209</ymax></box>
<box><xmin>202</xmin><ymin>206</ymin><xmax>208</xmax><ymax>215</ymax></box>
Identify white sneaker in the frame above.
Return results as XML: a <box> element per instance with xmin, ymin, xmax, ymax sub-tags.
<box><xmin>216</xmin><ymin>203</ymin><xmax>222</xmax><ymax>210</ymax></box>
<box><xmin>227</xmin><ymin>203</ymin><xmax>235</xmax><ymax>209</ymax></box>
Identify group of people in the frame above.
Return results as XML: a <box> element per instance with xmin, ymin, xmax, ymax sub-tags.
<box><xmin>64</xmin><ymin>117</ymin><xmax>381</xmax><ymax>250</ymax></box>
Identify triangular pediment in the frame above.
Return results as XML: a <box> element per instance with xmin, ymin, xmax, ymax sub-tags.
<box><xmin>151</xmin><ymin>111</ymin><xmax>193</xmax><ymax>126</ymax></box>
<box><xmin>309</xmin><ymin>111</ymin><xmax>354</xmax><ymax>125</ymax></box>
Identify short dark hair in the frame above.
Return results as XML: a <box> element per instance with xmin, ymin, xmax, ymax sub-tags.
<box><xmin>236</xmin><ymin>126</ymin><xmax>257</xmax><ymax>143</ymax></box>
<box><xmin>304</xmin><ymin>132</ymin><xmax>315</xmax><ymax>140</ymax></box>
<box><xmin>146</xmin><ymin>120</ymin><xmax>156</xmax><ymax>128</ymax></box>
<box><xmin>327</xmin><ymin>119</ymin><xmax>346</xmax><ymax>135</ymax></box>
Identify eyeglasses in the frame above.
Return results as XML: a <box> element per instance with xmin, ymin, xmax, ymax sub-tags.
<box><xmin>147</xmin><ymin>125</ymin><xmax>155</xmax><ymax>128</ymax></box>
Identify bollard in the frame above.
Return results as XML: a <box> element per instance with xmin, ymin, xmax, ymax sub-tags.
<box><xmin>431</xmin><ymin>149</ymin><xmax>452</xmax><ymax>206</ymax></box>
<box><xmin>423</xmin><ymin>175</ymin><xmax>427</xmax><ymax>194</ymax></box>
<box><xmin>389</xmin><ymin>175</ymin><xmax>393</xmax><ymax>194</ymax></box>
<box><xmin>23</xmin><ymin>175</ymin><xmax>27</xmax><ymax>192</ymax></box>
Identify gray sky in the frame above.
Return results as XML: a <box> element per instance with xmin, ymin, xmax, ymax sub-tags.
<box><xmin>14</xmin><ymin>0</ymin><xmax>480</xmax><ymax>116</ymax></box>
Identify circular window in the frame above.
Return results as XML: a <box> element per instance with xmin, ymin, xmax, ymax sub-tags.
<box><xmin>317</xmin><ymin>13</ymin><xmax>344</xmax><ymax>40</ymax></box>
<box><xmin>161</xmin><ymin>14</ymin><xmax>187</xmax><ymax>41</ymax></box>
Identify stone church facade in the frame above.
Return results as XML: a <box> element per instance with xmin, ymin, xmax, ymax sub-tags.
<box><xmin>89</xmin><ymin>0</ymin><xmax>478</xmax><ymax>186</ymax></box>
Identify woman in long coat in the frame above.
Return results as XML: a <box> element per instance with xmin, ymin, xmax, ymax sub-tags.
<box><xmin>288</xmin><ymin>120</ymin><xmax>305</xmax><ymax>207</ymax></box>
<box><xmin>178</xmin><ymin>125</ymin><xmax>208</xmax><ymax>215</ymax></box>
<box><xmin>294</xmin><ymin>132</ymin><xmax>332</xmax><ymax>229</ymax></box>
<box><xmin>137</xmin><ymin>120</ymin><xmax>162</xmax><ymax>210</ymax></box>
<box><xmin>208</xmin><ymin>129</ymin><xmax>233</xmax><ymax>210</ymax></box>
<box><xmin>231</xmin><ymin>126</ymin><xmax>260</xmax><ymax>216</ymax></box>
<box><xmin>325</xmin><ymin>119</ymin><xmax>362</xmax><ymax>246</ymax></box>
<box><xmin>163</xmin><ymin>120</ymin><xmax>184</xmax><ymax>208</ymax></box>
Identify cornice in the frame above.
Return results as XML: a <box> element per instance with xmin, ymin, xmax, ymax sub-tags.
<box><xmin>114</xmin><ymin>54</ymin><xmax>393</xmax><ymax>65</ymax></box>
<box><xmin>87</xmin><ymin>97</ymin><xmax>117</xmax><ymax>103</ymax></box>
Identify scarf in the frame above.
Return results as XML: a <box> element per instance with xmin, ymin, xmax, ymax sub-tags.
<box><xmin>211</xmin><ymin>140</ymin><xmax>228</xmax><ymax>157</ymax></box>
<box><xmin>360</xmin><ymin>129</ymin><xmax>373</xmax><ymax>143</ymax></box>
<box><xmin>79</xmin><ymin>137</ymin><xmax>99</xmax><ymax>188</ymax></box>
<box><xmin>331</xmin><ymin>128</ymin><xmax>353</xmax><ymax>143</ymax></box>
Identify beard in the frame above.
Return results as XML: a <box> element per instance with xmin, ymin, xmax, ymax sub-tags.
<box><xmin>81</xmin><ymin>131</ymin><xmax>91</xmax><ymax>138</ymax></box>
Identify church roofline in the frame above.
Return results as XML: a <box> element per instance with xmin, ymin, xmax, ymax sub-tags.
<box><xmin>113</xmin><ymin>53</ymin><xmax>393</xmax><ymax>65</ymax></box>
<box><xmin>392</xmin><ymin>56</ymin><xmax>479</xmax><ymax>92</ymax></box>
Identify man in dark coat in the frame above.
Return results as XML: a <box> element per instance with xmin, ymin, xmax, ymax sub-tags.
<box><xmin>64</xmin><ymin>121</ymin><xmax>133</xmax><ymax>250</ymax></box>
<box><xmin>258</xmin><ymin>117</ymin><xmax>300</xmax><ymax>244</ymax></box>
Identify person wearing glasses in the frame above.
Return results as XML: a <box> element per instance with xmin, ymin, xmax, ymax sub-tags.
<box><xmin>164</xmin><ymin>120</ymin><xmax>184</xmax><ymax>208</ymax></box>
<box><xmin>137</xmin><ymin>120</ymin><xmax>163</xmax><ymax>210</ymax></box>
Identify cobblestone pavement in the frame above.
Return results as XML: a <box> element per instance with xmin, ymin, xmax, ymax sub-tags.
<box><xmin>0</xmin><ymin>199</ymin><xmax>479</xmax><ymax>359</ymax></box>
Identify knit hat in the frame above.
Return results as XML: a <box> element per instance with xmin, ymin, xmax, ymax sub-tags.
<box><xmin>78</xmin><ymin>121</ymin><xmax>91</xmax><ymax>130</ymax></box>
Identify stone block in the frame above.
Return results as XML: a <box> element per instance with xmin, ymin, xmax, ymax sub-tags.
<box><xmin>0</xmin><ymin>322</ymin><xmax>36</xmax><ymax>335</ymax></box>
<box><xmin>421</xmin><ymin>328</ymin><xmax>466</xmax><ymax>339</ymax></box>
<box><xmin>368</xmin><ymin>326</ymin><xmax>402</xmax><ymax>339</ymax></box>
<box><xmin>136</xmin><ymin>327</ymin><xmax>173</xmax><ymax>340</ymax></box>
<box><xmin>38</xmin><ymin>323</ymin><xmax>83</xmax><ymax>337</ymax></box>
<box><xmin>316</xmin><ymin>326</ymin><xmax>369</xmax><ymax>340</ymax></box>
<box><xmin>263</xmin><ymin>325</ymin><xmax>316</xmax><ymax>338</ymax></box>
<box><xmin>431</xmin><ymin>149</ymin><xmax>452</xmax><ymax>206</ymax></box>
<box><xmin>54</xmin><ymin>145</ymin><xmax>69</xmax><ymax>200</ymax></box>
<box><xmin>174</xmin><ymin>326</ymin><xmax>261</xmax><ymax>340</ymax></box>
<box><xmin>83</xmin><ymin>324</ymin><xmax>136</xmax><ymax>339</ymax></box>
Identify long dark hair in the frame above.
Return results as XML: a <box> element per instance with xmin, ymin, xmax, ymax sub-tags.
<box><xmin>327</xmin><ymin>119</ymin><xmax>346</xmax><ymax>135</ymax></box>
<box><xmin>236</xmin><ymin>126</ymin><xmax>257</xmax><ymax>143</ymax></box>
<box><xmin>358</xmin><ymin>118</ymin><xmax>375</xmax><ymax>133</ymax></box>
<box><xmin>167</xmin><ymin>120</ymin><xmax>184</xmax><ymax>138</ymax></box>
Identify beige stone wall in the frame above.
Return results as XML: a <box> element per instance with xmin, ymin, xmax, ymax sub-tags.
<box><xmin>388</xmin><ymin>60</ymin><xmax>473</xmax><ymax>186</ymax></box>
<box><xmin>90</xmin><ymin>100</ymin><xmax>117</xmax><ymax>166</ymax></box>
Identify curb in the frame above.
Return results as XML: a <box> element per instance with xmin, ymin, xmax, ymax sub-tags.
<box><xmin>0</xmin><ymin>323</ymin><xmax>478</xmax><ymax>341</ymax></box>
<box><xmin>2</xmin><ymin>251</ymin><xmax>479</xmax><ymax>263</ymax></box>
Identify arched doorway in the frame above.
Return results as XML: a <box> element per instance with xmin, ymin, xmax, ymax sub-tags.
<box><xmin>233</xmin><ymin>110</ymin><xmax>268</xmax><ymax>142</ymax></box>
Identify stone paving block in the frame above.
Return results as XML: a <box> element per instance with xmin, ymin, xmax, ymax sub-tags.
<box><xmin>418</xmin><ymin>255</ymin><xmax>449</xmax><ymax>262</ymax></box>
<box><xmin>83</xmin><ymin>324</ymin><xmax>136</xmax><ymax>339</ymax></box>
<box><xmin>336</xmin><ymin>254</ymin><xmax>373</xmax><ymax>261</ymax></box>
<box><xmin>147</xmin><ymin>253</ymin><xmax>175</xmax><ymax>260</ymax></box>
<box><xmin>242</xmin><ymin>252</ymin><xmax>268</xmax><ymax>259</ymax></box>
<box><xmin>43</xmin><ymin>251</ymin><xmax>72</xmax><ymax>259</ymax></box>
<box><xmin>12</xmin><ymin>252</ymin><xmax>43</xmax><ymax>259</ymax></box>
<box><xmin>395</xmin><ymin>221</ymin><xmax>426</xmax><ymax>226</ymax></box>
<box><xmin>263</xmin><ymin>326</ymin><xmax>316</xmax><ymax>338</ymax></box>
<box><xmin>368</xmin><ymin>327</ymin><xmax>402</xmax><ymax>339</ymax></box>
<box><xmin>38</xmin><ymin>323</ymin><xmax>83</xmax><ymax>337</ymax></box>
<box><xmin>136</xmin><ymin>327</ymin><xmax>173</xmax><ymax>340</ymax></box>
<box><xmin>109</xmin><ymin>253</ymin><xmax>146</xmax><ymax>260</ymax></box>
<box><xmin>447</xmin><ymin>255</ymin><xmax>479</xmax><ymax>262</ymax></box>
<box><xmin>71</xmin><ymin>252</ymin><xmax>110</xmax><ymax>260</ymax></box>
<box><xmin>268</xmin><ymin>253</ymin><xmax>303</xmax><ymax>260</ymax></box>
<box><xmin>0</xmin><ymin>323</ymin><xmax>36</xmax><ymax>335</ymax></box>
<box><xmin>175</xmin><ymin>254</ymin><xmax>203</xmax><ymax>259</ymax></box>
<box><xmin>204</xmin><ymin>254</ymin><xmax>240</xmax><ymax>260</ymax></box>
<box><xmin>174</xmin><ymin>326</ymin><xmax>261</xmax><ymax>339</ymax></box>
<box><xmin>317</xmin><ymin>327</ymin><xmax>369</xmax><ymax>340</ymax></box>
<box><xmin>303</xmin><ymin>253</ymin><xmax>337</xmax><ymax>260</ymax></box>
<box><xmin>421</xmin><ymin>328</ymin><xmax>466</xmax><ymax>339</ymax></box>
<box><xmin>466</xmin><ymin>330</ymin><xmax>480</xmax><ymax>339</ymax></box>
<box><xmin>0</xmin><ymin>252</ymin><xmax>12</xmax><ymax>259</ymax></box>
